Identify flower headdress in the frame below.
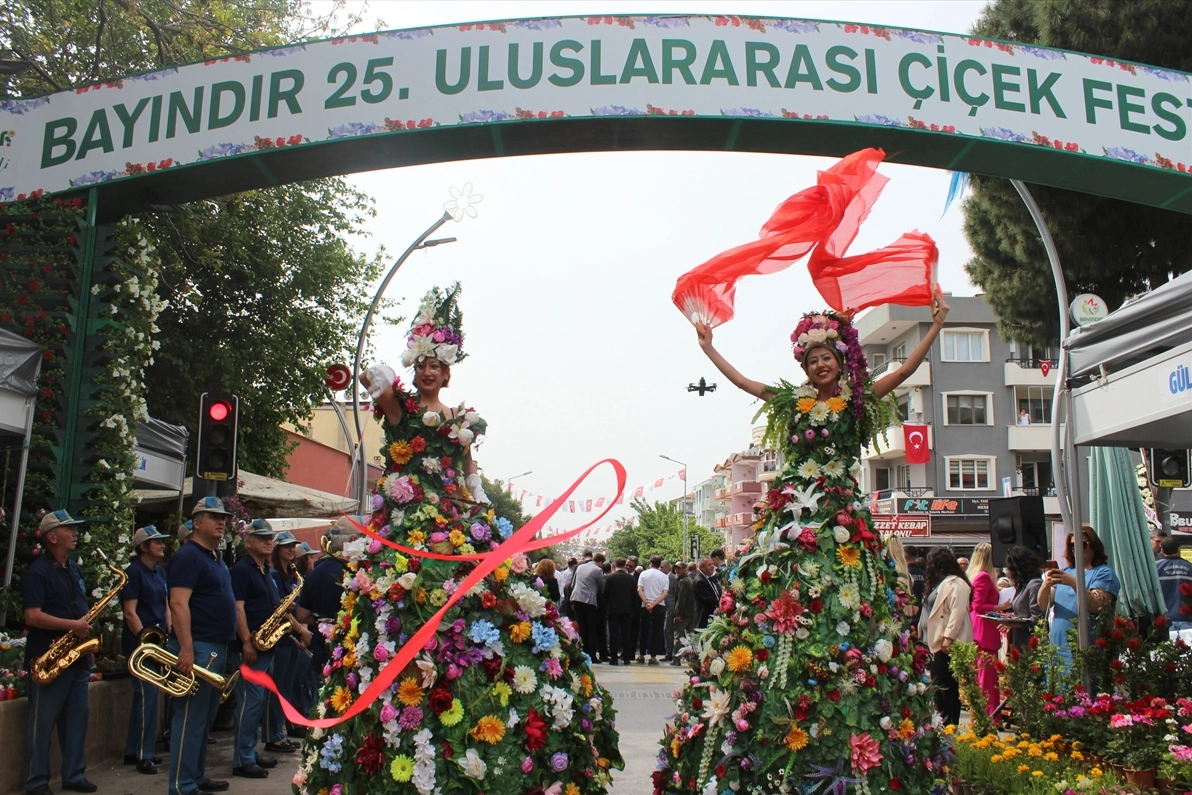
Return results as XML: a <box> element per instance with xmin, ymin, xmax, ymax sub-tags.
<box><xmin>790</xmin><ymin>310</ymin><xmax>868</xmax><ymax>415</ymax></box>
<box><xmin>400</xmin><ymin>283</ymin><xmax>466</xmax><ymax>368</ymax></box>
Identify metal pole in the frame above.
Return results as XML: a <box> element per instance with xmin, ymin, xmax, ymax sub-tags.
<box><xmin>1010</xmin><ymin>180</ymin><xmax>1091</xmax><ymax>661</ymax></box>
<box><xmin>682</xmin><ymin>468</ymin><xmax>689</xmax><ymax>560</ymax></box>
<box><xmin>0</xmin><ymin>395</ymin><xmax>36</xmax><ymax>625</ymax></box>
<box><xmin>325</xmin><ymin>387</ymin><xmax>358</xmax><ymax>499</ymax></box>
<box><xmin>351</xmin><ymin>211</ymin><xmax>453</xmax><ymax>511</ymax></box>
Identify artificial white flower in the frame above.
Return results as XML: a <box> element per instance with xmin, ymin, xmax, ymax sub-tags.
<box><xmin>796</xmin><ymin>627</ymin><xmax>810</xmax><ymax>640</ymax></box>
<box><xmin>421</xmin><ymin>411</ymin><xmax>441</xmax><ymax>428</ymax></box>
<box><xmin>809</xmin><ymin>403</ymin><xmax>831</xmax><ymax>423</ymax></box>
<box><xmin>701</xmin><ymin>687</ymin><xmax>732</xmax><ymax>726</ymax></box>
<box><xmin>880</xmin><ymin>716</ymin><xmax>893</xmax><ymax>730</ymax></box>
<box><xmin>509</xmin><ymin>582</ymin><xmax>547</xmax><ymax>618</ymax></box>
<box><xmin>456</xmin><ymin>427</ymin><xmax>474</xmax><ymax>446</ymax></box>
<box><xmin>822</xmin><ymin>459</ymin><xmax>846</xmax><ymax>478</ymax></box>
<box><xmin>397</xmin><ymin>572</ymin><xmax>418</xmax><ymax>590</ymax></box>
<box><xmin>798</xmin><ymin>560</ymin><xmax>820</xmax><ymax>578</ymax></box>
<box><xmin>511</xmin><ymin>665</ymin><xmax>537</xmax><ymax>694</ymax></box>
<box><xmin>836</xmin><ymin>621</ymin><xmax>851</xmax><ymax>636</ymax></box>
<box><xmin>709</xmin><ymin>657</ymin><xmax>726</xmax><ymax>677</ymax></box>
<box><xmin>874</xmin><ymin>639</ymin><xmax>894</xmax><ymax>663</ymax></box>
<box><xmin>833</xmin><ymin>525</ymin><xmax>850</xmax><ymax>543</ymax></box>
<box><xmin>796</xmin><ymin>460</ymin><xmax>821</xmax><ymax>480</ymax></box>
<box><xmin>464</xmin><ymin>410</ymin><xmax>480</xmax><ymax>425</ymax></box>
<box><xmin>838</xmin><ymin>582</ymin><xmax>860</xmax><ymax>610</ymax></box>
<box><xmin>421</xmin><ymin>456</ymin><xmax>442</xmax><ymax>474</ymax></box>
<box><xmin>434</xmin><ymin>343</ymin><xmax>459</xmax><ymax>363</ymax></box>
<box><xmin>459</xmin><ymin>748</ymin><xmax>487</xmax><ymax>779</ymax></box>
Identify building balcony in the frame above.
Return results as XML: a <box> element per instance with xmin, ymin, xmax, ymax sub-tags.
<box><xmin>1007</xmin><ymin>423</ymin><xmax>1053</xmax><ymax>451</ymax></box>
<box><xmin>713</xmin><ymin>516</ymin><xmax>731</xmax><ymax>529</ymax></box>
<box><xmin>732</xmin><ymin>512</ymin><xmax>754</xmax><ymax>526</ymax></box>
<box><xmin>714</xmin><ymin>488</ymin><xmax>730</xmax><ymax>501</ymax></box>
<box><xmin>732</xmin><ymin>480</ymin><xmax>762</xmax><ymax>495</ymax></box>
<box><xmin>861</xmin><ymin>423</ymin><xmax>933</xmax><ymax>462</ymax></box>
<box><xmin>758</xmin><ymin>457</ymin><xmax>780</xmax><ymax>483</ymax></box>
<box><xmin>1004</xmin><ymin>359</ymin><xmax>1058</xmax><ymax>387</ymax></box>
<box><xmin>870</xmin><ymin>358</ymin><xmax>931</xmax><ymax>390</ymax></box>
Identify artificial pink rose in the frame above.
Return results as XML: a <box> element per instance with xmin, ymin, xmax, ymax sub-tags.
<box><xmin>510</xmin><ymin>553</ymin><xmax>529</xmax><ymax>574</ymax></box>
<box><xmin>379</xmin><ymin>702</ymin><xmax>399</xmax><ymax>723</ymax></box>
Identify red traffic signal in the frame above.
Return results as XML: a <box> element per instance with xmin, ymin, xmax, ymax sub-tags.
<box><xmin>208</xmin><ymin>400</ymin><xmax>231</xmax><ymax>422</ymax></box>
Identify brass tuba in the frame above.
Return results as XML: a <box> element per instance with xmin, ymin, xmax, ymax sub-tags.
<box><xmin>30</xmin><ymin>548</ymin><xmax>127</xmax><ymax>685</ymax></box>
<box><xmin>252</xmin><ymin>566</ymin><xmax>304</xmax><ymax>652</ymax></box>
<box><xmin>127</xmin><ymin>641</ymin><xmax>240</xmax><ymax>703</ymax></box>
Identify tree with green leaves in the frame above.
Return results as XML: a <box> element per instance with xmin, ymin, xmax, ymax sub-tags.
<box><xmin>606</xmin><ymin>498</ymin><xmax>721</xmax><ymax>563</ymax></box>
<box><xmin>141</xmin><ymin>181</ymin><xmax>385</xmax><ymax>477</ymax></box>
<box><xmin>963</xmin><ymin>0</ymin><xmax>1192</xmax><ymax>348</ymax></box>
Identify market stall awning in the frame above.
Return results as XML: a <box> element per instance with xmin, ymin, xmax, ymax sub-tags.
<box><xmin>132</xmin><ymin>470</ymin><xmax>358</xmax><ymax>518</ymax></box>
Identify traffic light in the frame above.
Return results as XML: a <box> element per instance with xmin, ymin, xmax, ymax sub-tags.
<box><xmin>196</xmin><ymin>393</ymin><xmax>238</xmax><ymax>481</ymax></box>
<box><xmin>1149</xmin><ymin>448</ymin><xmax>1191</xmax><ymax>489</ymax></box>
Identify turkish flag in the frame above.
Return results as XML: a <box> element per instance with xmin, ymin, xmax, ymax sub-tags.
<box><xmin>903</xmin><ymin>423</ymin><xmax>931</xmax><ymax>464</ymax></box>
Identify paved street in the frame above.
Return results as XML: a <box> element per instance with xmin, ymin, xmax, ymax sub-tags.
<box><xmin>77</xmin><ymin>663</ymin><xmax>686</xmax><ymax>795</ymax></box>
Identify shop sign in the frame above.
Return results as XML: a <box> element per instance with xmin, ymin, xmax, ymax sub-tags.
<box><xmin>871</xmin><ymin>514</ymin><xmax>931</xmax><ymax>537</ymax></box>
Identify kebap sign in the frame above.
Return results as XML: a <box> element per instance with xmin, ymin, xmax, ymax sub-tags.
<box><xmin>1</xmin><ymin>14</ymin><xmax>1191</xmax><ymax>207</ymax></box>
<box><xmin>871</xmin><ymin>515</ymin><xmax>931</xmax><ymax>538</ymax></box>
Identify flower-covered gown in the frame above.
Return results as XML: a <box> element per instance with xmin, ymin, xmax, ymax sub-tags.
<box><xmin>657</xmin><ymin>381</ymin><xmax>944</xmax><ymax>795</ymax></box>
<box><xmin>297</xmin><ymin>385</ymin><xmax>622</xmax><ymax>795</ymax></box>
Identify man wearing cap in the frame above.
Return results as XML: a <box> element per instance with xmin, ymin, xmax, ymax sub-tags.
<box><xmin>262</xmin><ymin>531</ymin><xmax>308</xmax><ymax>750</ymax></box>
<box><xmin>167</xmin><ymin>497</ymin><xmax>237</xmax><ymax>795</ymax></box>
<box><xmin>295</xmin><ymin>518</ymin><xmax>360</xmax><ymax>677</ymax></box>
<box><xmin>229</xmin><ymin>519</ymin><xmax>282</xmax><ymax>778</ymax></box>
<box><xmin>23</xmin><ymin>509</ymin><xmax>96</xmax><ymax>795</ymax></box>
<box><xmin>122</xmin><ymin>526</ymin><xmax>170</xmax><ymax>775</ymax></box>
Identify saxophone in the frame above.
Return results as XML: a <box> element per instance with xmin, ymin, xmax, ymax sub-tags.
<box><xmin>251</xmin><ymin>566</ymin><xmax>304</xmax><ymax>652</ymax></box>
<box><xmin>30</xmin><ymin>548</ymin><xmax>127</xmax><ymax>685</ymax></box>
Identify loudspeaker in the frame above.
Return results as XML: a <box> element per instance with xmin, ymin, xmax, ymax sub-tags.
<box><xmin>988</xmin><ymin>496</ymin><xmax>1047</xmax><ymax>568</ymax></box>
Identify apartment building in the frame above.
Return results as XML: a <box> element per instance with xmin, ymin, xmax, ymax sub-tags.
<box><xmin>854</xmin><ymin>295</ymin><xmax>1062</xmax><ymax>547</ymax></box>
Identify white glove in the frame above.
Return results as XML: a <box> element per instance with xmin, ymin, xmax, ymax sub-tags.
<box><xmin>465</xmin><ymin>473</ymin><xmax>490</xmax><ymax>504</ymax></box>
<box><xmin>363</xmin><ymin>363</ymin><xmax>396</xmax><ymax>400</ymax></box>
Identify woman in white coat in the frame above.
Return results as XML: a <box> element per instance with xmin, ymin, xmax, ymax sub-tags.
<box><xmin>919</xmin><ymin>547</ymin><xmax>974</xmax><ymax>726</ymax></box>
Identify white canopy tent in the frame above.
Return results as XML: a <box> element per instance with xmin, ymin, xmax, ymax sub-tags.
<box><xmin>0</xmin><ymin>328</ymin><xmax>44</xmax><ymax>606</ymax></box>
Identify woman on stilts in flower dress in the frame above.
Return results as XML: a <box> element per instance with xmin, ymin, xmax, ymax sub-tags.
<box><xmin>294</xmin><ymin>284</ymin><xmax>622</xmax><ymax>795</ymax></box>
<box><xmin>656</xmin><ymin>293</ymin><xmax>951</xmax><ymax>795</ymax></box>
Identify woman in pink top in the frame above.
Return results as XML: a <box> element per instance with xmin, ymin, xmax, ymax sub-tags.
<box><xmin>968</xmin><ymin>543</ymin><xmax>1008</xmax><ymax>715</ymax></box>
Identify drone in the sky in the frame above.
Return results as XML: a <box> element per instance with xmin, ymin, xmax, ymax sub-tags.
<box><xmin>688</xmin><ymin>377</ymin><xmax>717</xmax><ymax>396</ymax></box>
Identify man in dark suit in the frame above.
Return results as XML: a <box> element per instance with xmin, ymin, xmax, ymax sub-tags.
<box><xmin>671</xmin><ymin>562</ymin><xmax>697</xmax><ymax>665</ymax></box>
<box><xmin>693</xmin><ymin>556</ymin><xmax>722</xmax><ymax>629</ymax></box>
<box><xmin>603</xmin><ymin>559</ymin><xmax>637</xmax><ymax>665</ymax></box>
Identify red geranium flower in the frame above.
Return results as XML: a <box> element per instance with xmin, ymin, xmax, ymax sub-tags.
<box><xmin>523</xmin><ymin>707</ymin><xmax>549</xmax><ymax>751</ymax></box>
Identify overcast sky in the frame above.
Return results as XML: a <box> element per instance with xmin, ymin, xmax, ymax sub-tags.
<box><xmin>321</xmin><ymin>1</ymin><xmax>990</xmax><ymax>529</ymax></box>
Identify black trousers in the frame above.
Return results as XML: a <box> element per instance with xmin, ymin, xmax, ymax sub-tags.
<box><xmin>608</xmin><ymin>613</ymin><xmax>634</xmax><ymax>662</ymax></box>
<box><xmin>642</xmin><ymin>605</ymin><xmax>667</xmax><ymax>657</ymax></box>
<box><xmin>930</xmin><ymin>649</ymin><xmax>962</xmax><ymax>727</ymax></box>
<box><xmin>571</xmin><ymin>601</ymin><xmax>600</xmax><ymax>659</ymax></box>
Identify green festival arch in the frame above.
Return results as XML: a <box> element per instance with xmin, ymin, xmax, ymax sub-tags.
<box><xmin>0</xmin><ymin>12</ymin><xmax>1190</xmax><ymax>540</ymax></box>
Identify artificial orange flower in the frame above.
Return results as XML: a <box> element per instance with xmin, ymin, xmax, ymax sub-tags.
<box><xmin>784</xmin><ymin>725</ymin><xmax>810</xmax><ymax>752</ymax></box>
<box><xmin>398</xmin><ymin>677</ymin><xmax>424</xmax><ymax>706</ymax></box>
<box><xmin>509</xmin><ymin>621</ymin><xmax>532</xmax><ymax>643</ymax></box>
<box><xmin>389</xmin><ymin>440</ymin><xmax>413</xmax><ymax>466</ymax></box>
<box><xmin>726</xmin><ymin>646</ymin><xmax>754</xmax><ymax>673</ymax></box>
<box><xmin>837</xmin><ymin>545</ymin><xmax>862</xmax><ymax>568</ymax></box>
<box><xmin>469</xmin><ymin>715</ymin><xmax>506</xmax><ymax>744</ymax></box>
<box><xmin>796</xmin><ymin>398</ymin><xmax>817</xmax><ymax>413</ymax></box>
<box><xmin>330</xmin><ymin>686</ymin><xmax>353</xmax><ymax>713</ymax></box>
<box><xmin>826</xmin><ymin>396</ymin><xmax>847</xmax><ymax>413</ymax></box>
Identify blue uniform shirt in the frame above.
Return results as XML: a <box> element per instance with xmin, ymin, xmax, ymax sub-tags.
<box><xmin>271</xmin><ymin>568</ymin><xmax>299</xmax><ymax>602</ymax></box>
<box><xmin>22</xmin><ymin>553</ymin><xmax>89</xmax><ymax>667</ymax></box>
<box><xmin>168</xmin><ymin>541</ymin><xmax>237</xmax><ymax>644</ymax></box>
<box><xmin>296</xmin><ymin>556</ymin><xmax>346</xmax><ymax>659</ymax></box>
<box><xmin>121</xmin><ymin>557</ymin><xmax>169</xmax><ymax>656</ymax></box>
<box><xmin>231</xmin><ymin>556</ymin><xmax>280</xmax><ymax>633</ymax></box>
<box><xmin>1157</xmin><ymin>555</ymin><xmax>1192</xmax><ymax>624</ymax></box>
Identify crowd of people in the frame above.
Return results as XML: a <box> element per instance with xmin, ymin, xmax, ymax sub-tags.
<box><xmin>551</xmin><ymin>548</ymin><xmax>726</xmax><ymax>667</ymax></box>
<box><xmin>21</xmin><ymin>500</ymin><xmax>359</xmax><ymax>795</ymax></box>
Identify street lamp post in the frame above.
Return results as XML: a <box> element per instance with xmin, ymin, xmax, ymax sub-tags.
<box><xmin>660</xmin><ymin>454</ymin><xmax>689</xmax><ymax>560</ymax></box>
<box><xmin>507</xmin><ymin>471</ymin><xmax>532</xmax><ymax>492</ymax></box>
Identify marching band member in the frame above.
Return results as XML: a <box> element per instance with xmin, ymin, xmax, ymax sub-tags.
<box><xmin>167</xmin><ymin>497</ymin><xmax>236</xmax><ymax>795</ymax></box>
<box><xmin>23</xmin><ymin>510</ymin><xmax>96</xmax><ymax>795</ymax></box>
<box><xmin>262</xmin><ymin>531</ymin><xmax>309</xmax><ymax>748</ymax></box>
<box><xmin>291</xmin><ymin>541</ymin><xmax>318</xmax><ymax>725</ymax></box>
<box><xmin>122</xmin><ymin>525</ymin><xmax>170</xmax><ymax>774</ymax></box>
<box><xmin>294</xmin><ymin>518</ymin><xmax>360</xmax><ymax>676</ymax></box>
<box><xmin>230</xmin><ymin>519</ymin><xmax>281</xmax><ymax>778</ymax></box>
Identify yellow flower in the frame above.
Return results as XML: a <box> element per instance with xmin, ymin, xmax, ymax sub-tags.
<box><xmin>342</xmin><ymin>651</ymin><xmax>357</xmax><ymax>669</ymax></box>
<box><xmin>1031</xmin><ymin>771</ymin><xmax>1043</xmax><ymax>778</ymax></box>
<box><xmin>565</xmin><ymin>785</ymin><xmax>581</xmax><ymax>795</ymax></box>
<box><xmin>1090</xmin><ymin>767</ymin><xmax>1103</xmax><ymax>778</ymax></box>
<box><xmin>509</xmin><ymin>621</ymin><xmax>532</xmax><ymax>643</ymax></box>
<box><xmin>990</xmin><ymin>755</ymin><xmax>1003</xmax><ymax>764</ymax></box>
<box><xmin>398</xmin><ymin>677</ymin><xmax>424</xmax><ymax>707</ymax></box>
<box><xmin>330</xmin><ymin>686</ymin><xmax>353</xmax><ymax>713</ymax></box>
<box><xmin>1017</xmin><ymin>764</ymin><xmax>1029</xmax><ymax>774</ymax></box>
<box><xmin>449</xmin><ymin>529</ymin><xmax>466</xmax><ymax>547</ymax></box>
<box><xmin>784</xmin><ymin>725</ymin><xmax>810</xmax><ymax>752</ymax></box>
<box><xmin>492</xmin><ymin>682</ymin><xmax>511</xmax><ymax>707</ymax></box>
<box><xmin>343</xmin><ymin>592</ymin><xmax>357</xmax><ymax>612</ymax></box>
<box><xmin>579</xmin><ymin>674</ymin><xmax>593</xmax><ymax>698</ymax></box>
<box><xmin>407</xmin><ymin>530</ymin><xmax>426</xmax><ymax>546</ymax></box>
<box><xmin>836</xmin><ymin>545</ymin><xmax>862</xmax><ymax>568</ymax></box>
<box><xmin>726</xmin><ymin>646</ymin><xmax>754</xmax><ymax>672</ymax></box>
<box><xmin>597</xmin><ymin>758</ymin><xmax>609</xmax><ymax>770</ymax></box>
<box><xmin>796</xmin><ymin>398</ymin><xmax>817</xmax><ymax>413</ymax></box>
<box><xmin>1070</xmin><ymin>751</ymin><xmax>1085</xmax><ymax>761</ymax></box>
<box><xmin>416</xmin><ymin>587</ymin><xmax>427</xmax><ymax>604</ymax></box>
<box><xmin>494</xmin><ymin>566</ymin><xmax>509</xmax><ymax>583</ymax></box>
<box><xmin>942</xmin><ymin>725</ymin><xmax>956</xmax><ymax>736</ymax></box>
<box><xmin>390</xmin><ymin>755</ymin><xmax>414</xmax><ymax>782</ymax></box>
<box><xmin>1044</xmin><ymin>752</ymin><xmax>1059</xmax><ymax>762</ymax></box>
<box><xmin>671</xmin><ymin>739</ymin><xmax>682</xmax><ymax>758</ymax></box>
<box><xmin>389</xmin><ymin>441</ymin><xmax>413</xmax><ymax>466</ymax></box>
<box><xmin>898</xmin><ymin>719</ymin><xmax>916</xmax><ymax>740</ymax></box>
<box><xmin>826</xmin><ymin>396</ymin><xmax>847</xmax><ymax>414</ymax></box>
<box><xmin>470</xmin><ymin>715</ymin><xmax>506</xmax><ymax>744</ymax></box>
<box><xmin>440</xmin><ymin>698</ymin><xmax>464</xmax><ymax>726</ymax></box>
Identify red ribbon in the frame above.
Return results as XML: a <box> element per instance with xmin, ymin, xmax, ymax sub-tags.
<box><xmin>240</xmin><ymin>459</ymin><xmax>626</xmax><ymax>729</ymax></box>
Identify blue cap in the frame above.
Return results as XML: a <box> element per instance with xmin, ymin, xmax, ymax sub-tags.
<box><xmin>132</xmin><ymin>525</ymin><xmax>168</xmax><ymax>546</ymax></box>
<box><xmin>274</xmin><ymin>530</ymin><xmax>299</xmax><ymax>546</ymax></box>
<box><xmin>191</xmin><ymin>496</ymin><xmax>231</xmax><ymax>517</ymax></box>
<box><xmin>248</xmin><ymin>518</ymin><xmax>275</xmax><ymax>537</ymax></box>
<box><xmin>296</xmin><ymin>541</ymin><xmax>315</xmax><ymax>557</ymax></box>
<box><xmin>40</xmin><ymin>509</ymin><xmax>85</xmax><ymax>533</ymax></box>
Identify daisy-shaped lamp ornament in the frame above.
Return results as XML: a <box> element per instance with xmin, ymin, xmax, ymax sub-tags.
<box><xmin>444</xmin><ymin>182</ymin><xmax>483</xmax><ymax>222</ymax></box>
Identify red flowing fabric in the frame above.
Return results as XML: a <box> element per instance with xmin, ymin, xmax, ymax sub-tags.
<box><xmin>671</xmin><ymin>148</ymin><xmax>938</xmax><ymax>323</ymax></box>
<box><xmin>240</xmin><ymin>458</ymin><xmax>626</xmax><ymax>730</ymax></box>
